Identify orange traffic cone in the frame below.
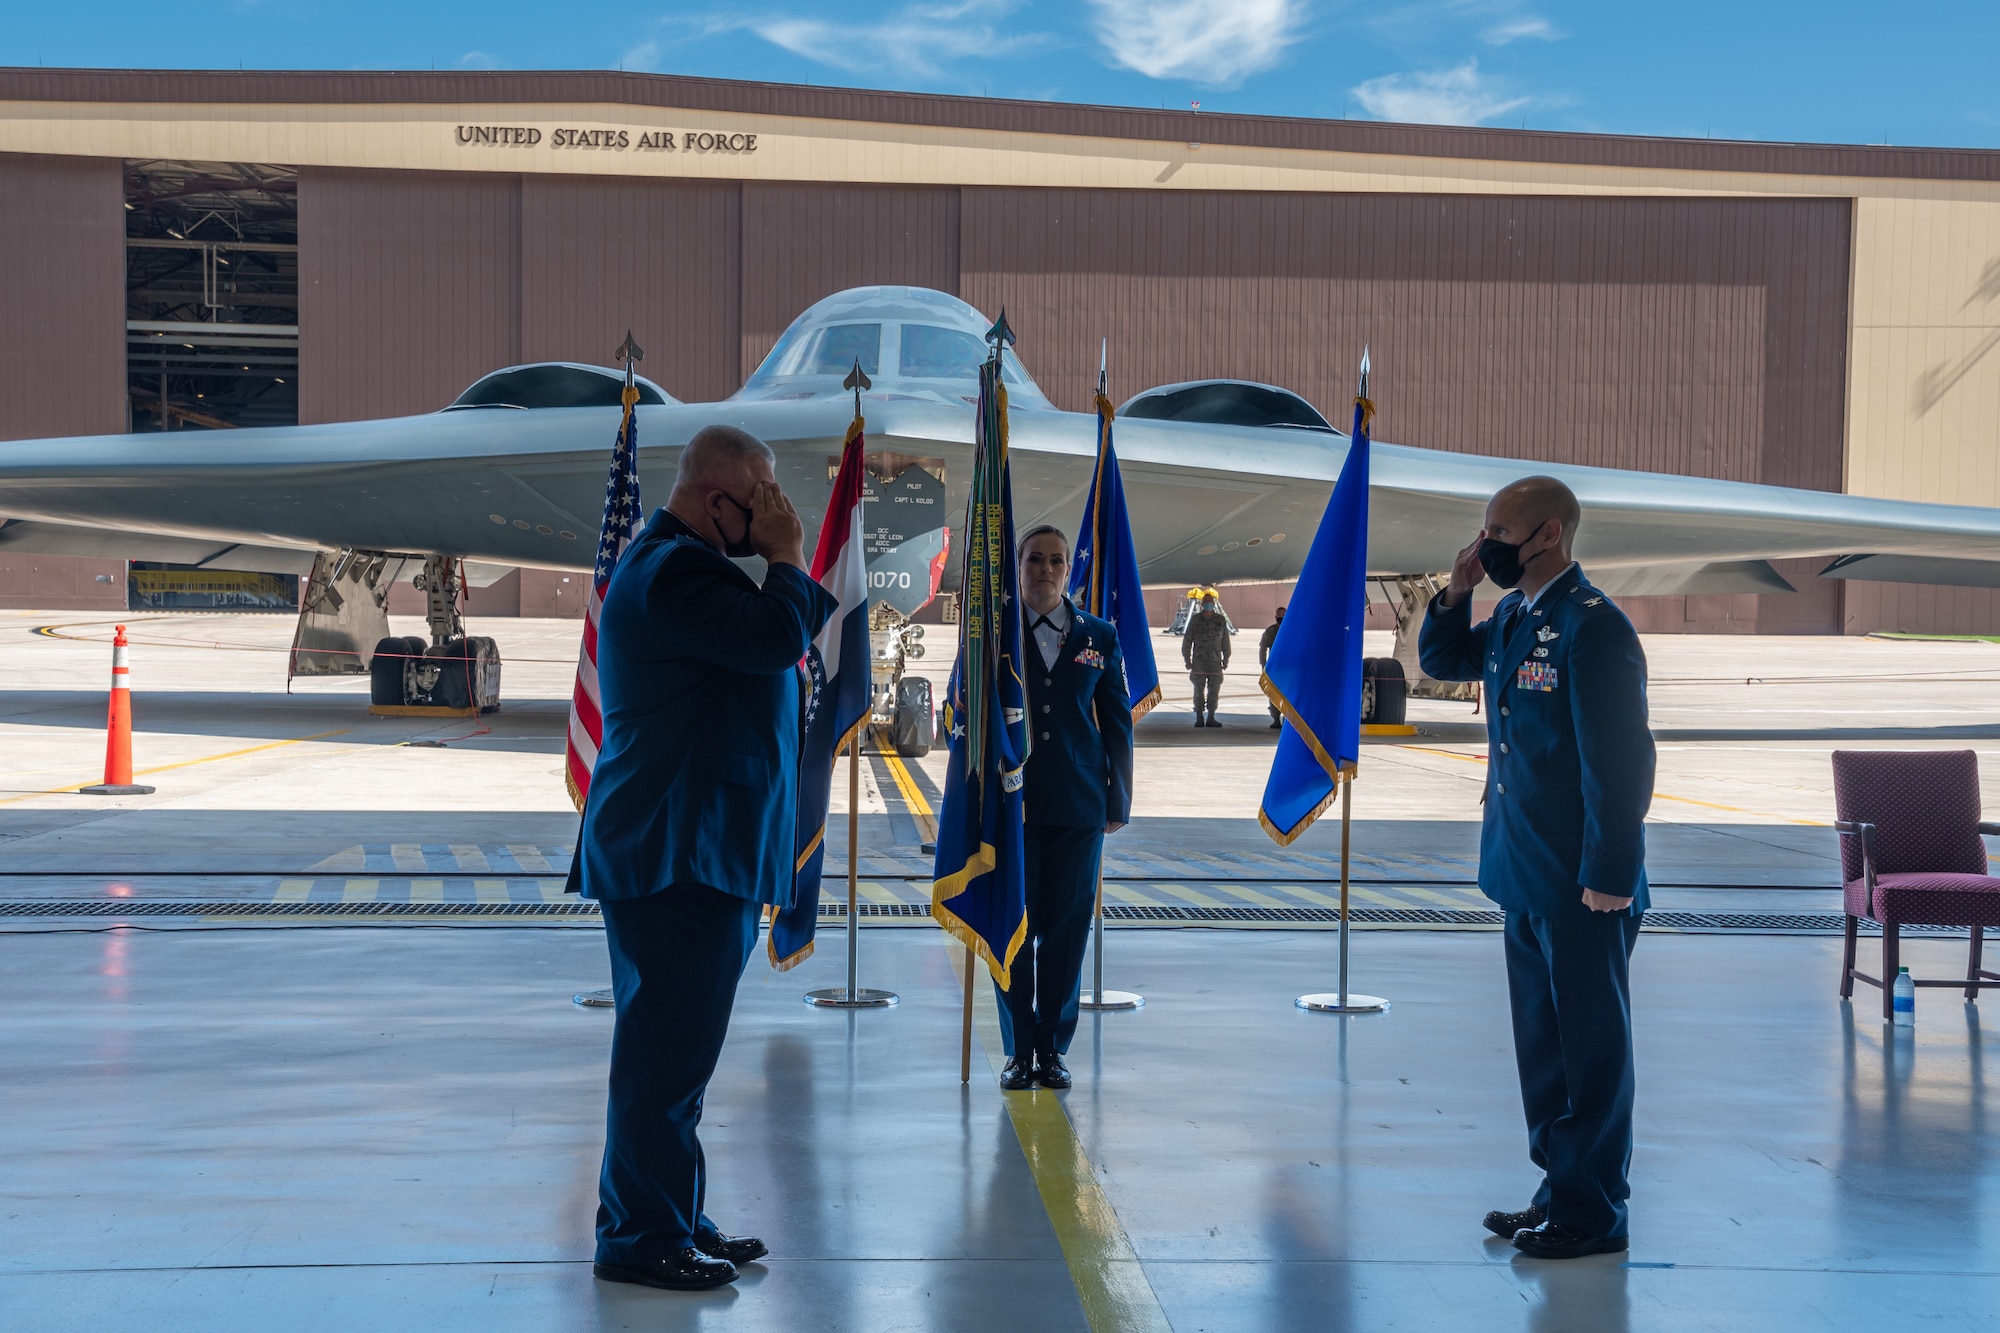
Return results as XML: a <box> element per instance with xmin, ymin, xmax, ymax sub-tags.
<box><xmin>81</xmin><ymin>624</ymin><xmax>155</xmax><ymax>796</ymax></box>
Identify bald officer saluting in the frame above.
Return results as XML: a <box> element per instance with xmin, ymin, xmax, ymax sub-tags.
<box><xmin>1418</xmin><ymin>475</ymin><xmax>1654</xmax><ymax>1262</ymax></box>
<box><xmin>576</xmin><ymin>424</ymin><xmax>836</xmax><ymax>1292</ymax></box>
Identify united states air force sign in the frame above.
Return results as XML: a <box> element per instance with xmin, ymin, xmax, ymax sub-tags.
<box><xmin>454</xmin><ymin>125</ymin><xmax>759</xmax><ymax>153</ymax></box>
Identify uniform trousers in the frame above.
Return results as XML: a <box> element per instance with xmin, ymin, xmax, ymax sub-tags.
<box><xmin>1504</xmin><ymin>906</ymin><xmax>1644</xmax><ymax>1239</ymax></box>
<box><xmin>1189</xmin><ymin>673</ymin><xmax>1222</xmax><ymax>717</ymax></box>
<box><xmin>995</xmin><ymin>823</ymin><xmax>1105</xmax><ymax>1057</ymax></box>
<box><xmin>595</xmin><ymin>883</ymin><xmax>762</xmax><ymax>1265</ymax></box>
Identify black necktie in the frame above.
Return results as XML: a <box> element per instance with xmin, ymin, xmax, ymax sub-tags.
<box><xmin>1032</xmin><ymin>615</ymin><xmax>1057</xmax><ymax>634</ymax></box>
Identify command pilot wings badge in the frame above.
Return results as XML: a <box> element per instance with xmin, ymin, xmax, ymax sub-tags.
<box><xmin>1537</xmin><ymin>626</ymin><xmax>1560</xmax><ymax>642</ymax></box>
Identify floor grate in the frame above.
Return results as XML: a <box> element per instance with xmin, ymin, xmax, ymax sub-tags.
<box><xmin>0</xmin><ymin>900</ymin><xmax>1967</xmax><ymax>935</ymax></box>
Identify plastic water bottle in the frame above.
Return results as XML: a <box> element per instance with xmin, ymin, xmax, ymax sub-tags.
<box><xmin>1892</xmin><ymin>967</ymin><xmax>1916</xmax><ymax>1027</ymax></box>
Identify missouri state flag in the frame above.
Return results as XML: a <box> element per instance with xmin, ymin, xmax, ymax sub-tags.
<box><xmin>773</xmin><ymin>409</ymin><xmax>873</xmax><ymax>970</ymax></box>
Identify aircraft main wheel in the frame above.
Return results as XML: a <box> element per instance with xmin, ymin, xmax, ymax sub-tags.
<box><xmin>1362</xmin><ymin>657</ymin><xmax>1408</xmax><ymax>726</ymax></box>
<box><xmin>466</xmin><ymin>636</ymin><xmax>502</xmax><ymax>713</ymax></box>
<box><xmin>370</xmin><ymin>636</ymin><xmax>428</xmax><ymax>705</ymax></box>
<box><xmin>893</xmin><ymin>676</ymin><xmax>934</xmax><ymax>757</ymax></box>
<box><xmin>427</xmin><ymin>639</ymin><xmax>475</xmax><ymax>710</ymax></box>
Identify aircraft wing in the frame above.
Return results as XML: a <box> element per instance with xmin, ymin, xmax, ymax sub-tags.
<box><xmin>3</xmin><ymin>395</ymin><xmax>1999</xmax><ymax>600</ymax></box>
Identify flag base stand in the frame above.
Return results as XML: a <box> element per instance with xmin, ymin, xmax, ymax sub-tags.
<box><xmin>804</xmin><ymin>987</ymin><xmax>899</xmax><ymax>1008</ymax></box>
<box><xmin>1296</xmin><ymin>992</ymin><xmax>1389</xmax><ymax>1014</ymax></box>
<box><xmin>573</xmin><ymin>988</ymin><xmax>614</xmax><ymax>1008</ymax></box>
<box><xmin>1080</xmin><ymin>989</ymin><xmax>1143</xmax><ymax>1010</ymax></box>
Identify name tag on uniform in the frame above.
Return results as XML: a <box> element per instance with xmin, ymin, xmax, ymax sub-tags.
<box><xmin>1073</xmin><ymin>647</ymin><xmax>1104</xmax><ymax>669</ymax></box>
<box><xmin>1517</xmin><ymin>661</ymin><xmax>1559</xmax><ymax>692</ymax></box>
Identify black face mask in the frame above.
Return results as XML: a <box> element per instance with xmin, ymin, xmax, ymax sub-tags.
<box><xmin>714</xmin><ymin>494</ymin><xmax>757</xmax><ymax>559</ymax></box>
<box><xmin>1478</xmin><ymin>535</ymin><xmax>1531</xmax><ymax>589</ymax></box>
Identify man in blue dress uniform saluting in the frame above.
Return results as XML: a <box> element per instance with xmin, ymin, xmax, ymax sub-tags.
<box><xmin>1418</xmin><ymin>475</ymin><xmax>1655</xmax><ymax>1260</ymax></box>
<box><xmin>575</xmin><ymin>425</ymin><xmax>836</xmax><ymax>1291</ymax></box>
<box><xmin>997</xmin><ymin>524</ymin><xmax>1135</xmax><ymax>1090</ymax></box>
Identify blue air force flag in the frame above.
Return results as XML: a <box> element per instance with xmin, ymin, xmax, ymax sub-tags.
<box><xmin>1069</xmin><ymin>391</ymin><xmax>1161</xmax><ymax>718</ymax></box>
<box><xmin>931</xmin><ymin>345</ymin><xmax>1030</xmax><ymax>985</ymax></box>
<box><xmin>1259</xmin><ymin>374</ymin><xmax>1375</xmax><ymax>846</ymax></box>
<box><xmin>775</xmin><ymin>411</ymin><xmax>874</xmax><ymax>970</ymax></box>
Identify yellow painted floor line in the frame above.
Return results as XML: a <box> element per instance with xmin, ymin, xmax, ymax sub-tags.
<box><xmin>0</xmin><ymin>729</ymin><xmax>350</xmax><ymax>805</ymax></box>
<box><xmin>858</xmin><ymin>880</ymin><xmax>903</xmax><ymax>906</ymax></box>
<box><xmin>875</xmin><ymin>744</ymin><xmax>939</xmax><ymax>841</ymax></box>
<box><xmin>275</xmin><ymin>879</ymin><xmax>312</xmax><ymax>902</ymax></box>
<box><xmin>448</xmin><ymin>844</ymin><xmax>492</xmax><ymax>873</ymax></box>
<box><xmin>409</xmin><ymin>879</ymin><xmax>445</xmax><ymax>903</ymax></box>
<box><xmin>1102</xmin><ymin>884</ymin><xmax>1156</xmax><ymax>906</ymax></box>
<box><xmin>1157</xmin><ymin>882</ymin><xmax>1229</xmax><ymax>909</ymax></box>
<box><xmin>1394</xmin><ymin>883</ymin><xmax>1488</xmax><ymax>909</ymax></box>
<box><xmin>539</xmin><ymin>882</ymin><xmax>573</xmax><ymax>903</ymax></box>
<box><xmin>507</xmin><ymin>844</ymin><xmax>554</xmax><ymax>873</ymax></box>
<box><xmin>341</xmin><ymin>879</ymin><xmax>379</xmax><ymax>903</ymax></box>
<box><xmin>389</xmin><ymin>843</ymin><xmax>429</xmax><ymax>872</ymax></box>
<box><xmin>1205</xmin><ymin>882</ymin><xmax>1292</xmax><ymax>909</ymax></box>
<box><xmin>948</xmin><ymin>943</ymin><xmax>1173</xmax><ymax>1333</ymax></box>
<box><xmin>474</xmin><ymin>879</ymin><xmax>510</xmax><ymax>904</ymax></box>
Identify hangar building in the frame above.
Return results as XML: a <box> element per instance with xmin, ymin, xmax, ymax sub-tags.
<box><xmin>0</xmin><ymin>68</ymin><xmax>1996</xmax><ymax>633</ymax></box>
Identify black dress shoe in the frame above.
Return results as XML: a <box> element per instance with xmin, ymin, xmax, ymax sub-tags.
<box><xmin>1482</xmin><ymin>1204</ymin><xmax>1546</xmax><ymax>1238</ymax></box>
<box><xmin>999</xmin><ymin>1054</ymin><xmax>1036</xmax><ymax>1090</ymax></box>
<box><xmin>1193</xmin><ymin>716</ymin><xmax>1207</xmax><ymax>728</ymax></box>
<box><xmin>1035</xmin><ymin>1051</ymin><xmax>1072</xmax><ymax>1089</ymax></box>
<box><xmin>1206</xmin><ymin>718</ymin><xmax>1224</xmax><ymax>727</ymax></box>
<box><xmin>1512</xmin><ymin>1222</ymin><xmax>1628</xmax><ymax>1260</ymax></box>
<box><xmin>593</xmin><ymin>1247</ymin><xmax>738</xmax><ymax>1290</ymax></box>
<box><xmin>694</xmin><ymin>1227</ymin><xmax>768</xmax><ymax>1264</ymax></box>
<box><xmin>1268</xmin><ymin>720</ymin><xmax>1281</xmax><ymax>730</ymax></box>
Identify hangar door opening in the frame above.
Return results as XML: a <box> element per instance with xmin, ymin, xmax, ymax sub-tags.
<box><xmin>125</xmin><ymin>160</ymin><xmax>298</xmax><ymax>432</ymax></box>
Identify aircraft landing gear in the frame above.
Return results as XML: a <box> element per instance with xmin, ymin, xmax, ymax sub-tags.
<box><xmin>368</xmin><ymin>555</ymin><xmax>502</xmax><ymax>715</ymax></box>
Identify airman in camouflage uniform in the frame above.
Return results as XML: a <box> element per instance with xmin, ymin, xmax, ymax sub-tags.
<box><xmin>1182</xmin><ymin>593</ymin><xmax>1231</xmax><ymax>728</ymax></box>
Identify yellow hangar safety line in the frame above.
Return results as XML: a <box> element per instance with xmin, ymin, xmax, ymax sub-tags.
<box><xmin>947</xmin><ymin>943</ymin><xmax>1172</xmax><ymax>1333</ymax></box>
<box><xmin>0</xmin><ymin>729</ymin><xmax>350</xmax><ymax>805</ymax></box>
<box><xmin>1402</xmin><ymin>745</ymin><xmax>1829</xmax><ymax>827</ymax></box>
<box><xmin>874</xmin><ymin>735</ymin><xmax>940</xmax><ymax>842</ymax></box>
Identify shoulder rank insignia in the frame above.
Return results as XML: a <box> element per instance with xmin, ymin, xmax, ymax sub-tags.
<box><xmin>1536</xmin><ymin>626</ymin><xmax>1560</xmax><ymax>642</ymax></box>
<box><xmin>1073</xmin><ymin>647</ymin><xmax>1105</xmax><ymax>669</ymax></box>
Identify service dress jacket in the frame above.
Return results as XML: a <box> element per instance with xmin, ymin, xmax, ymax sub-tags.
<box><xmin>576</xmin><ymin>508</ymin><xmax>836</xmax><ymax>906</ymax></box>
<box><xmin>1417</xmin><ymin>564</ymin><xmax>1654</xmax><ymax>917</ymax></box>
<box><xmin>1023</xmin><ymin>598</ymin><xmax>1136</xmax><ymax>829</ymax></box>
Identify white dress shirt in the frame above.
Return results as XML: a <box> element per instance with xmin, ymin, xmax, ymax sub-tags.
<box><xmin>1027</xmin><ymin>599</ymin><xmax>1072</xmax><ymax>672</ymax></box>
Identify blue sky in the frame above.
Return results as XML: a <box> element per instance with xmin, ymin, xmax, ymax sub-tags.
<box><xmin>6</xmin><ymin>2</ymin><xmax>1997</xmax><ymax>149</ymax></box>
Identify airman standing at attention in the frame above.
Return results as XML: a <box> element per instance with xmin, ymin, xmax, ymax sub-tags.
<box><xmin>1183</xmin><ymin>591</ymin><xmax>1231</xmax><ymax>727</ymax></box>
<box><xmin>1258</xmin><ymin>605</ymin><xmax>1287</xmax><ymax>729</ymax></box>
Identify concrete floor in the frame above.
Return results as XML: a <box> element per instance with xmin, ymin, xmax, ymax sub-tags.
<box><xmin>2</xmin><ymin>926</ymin><xmax>1995</xmax><ymax>1330</ymax></box>
<box><xmin>3</xmin><ymin>610</ymin><xmax>2000</xmax><ymax>1329</ymax></box>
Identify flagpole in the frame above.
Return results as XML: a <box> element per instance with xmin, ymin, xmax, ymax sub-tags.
<box><xmin>961</xmin><ymin>943</ymin><xmax>975</xmax><ymax>1084</ymax></box>
<box><xmin>1296</xmin><ymin>346</ymin><xmax>1387</xmax><ymax>1016</ymax></box>
<box><xmin>805</xmin><ymin>364</ymin><xmax>896</xmax><ymax>1010</ymax></box>
<box><xmin>1079</xmin><ymin>338</ymin><xmax>1142</xmax><ymax>1013</ymax></box>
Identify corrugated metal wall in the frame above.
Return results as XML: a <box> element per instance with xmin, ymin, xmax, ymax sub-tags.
<box><xmin>286</xmin><ymin>173</ymin><xmax>1863</xmax><ymax>629</ymax></box>
<box><xmin>739</xmin><ymin>184</ymin><xmax>960</xmax><ymax>378</ymax></box>
<box><xmin>520</xmin><ymin>175</ymin><xmax>742</xmax><ymax>405</ymax></box>
<box><xmin>299</xmin><ymin>169</ymin><xmax>522</xmax><ymax>423</ymax></box>
<box><xmin>0</xmin><ymin>153</ymin><xmax>129</xmax><ymax>609</ymax></box>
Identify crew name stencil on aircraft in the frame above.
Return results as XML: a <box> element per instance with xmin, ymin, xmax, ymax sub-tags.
<box><xmin>453</xmin><ymin>126</ymin><xmax>759</xmax><ymax>153</ymax></box>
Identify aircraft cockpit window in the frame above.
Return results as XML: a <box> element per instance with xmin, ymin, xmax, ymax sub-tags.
<box><xmin>796</xmin><ymin>324</ymin><xmax>882</xmax><ymax>378</ymax></box>
<box><xmin>899</xmin><ymin>325</ymin><xmax>983</xmax><ymax>378</ymax></box>
<box><xmin>448</xmin><ymin>365</ymin><xmax>670</xmax><ymax>410</ymax></box>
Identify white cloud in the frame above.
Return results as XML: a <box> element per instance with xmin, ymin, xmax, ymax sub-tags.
<box><xmin>746</xmin><ymin>1</ymin><xmax>1045</xmax><ymax>82</ymax></box>
<box><xmin>456</xmin><ymin>51</ymin><xmax>502</xmax><ymax>70</ymax></box>
<box><xmin>1086</xmin><ymin>0</ymin><xmax>1302</xmax><ymax>86</ymax></box>
<box><xmin>1351</xmin><ymin>59</ymin><xmax>1527</xmax><ymax>125</ymax></box>
<box><xmin>1481</xmin><ymin>15</ymin><xmax>1559</xmax><ymax>44</ymax></box>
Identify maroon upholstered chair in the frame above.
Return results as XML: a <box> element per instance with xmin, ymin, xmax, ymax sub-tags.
<box><xmin>1832</xmin><ymin>750</ymin><xmax>2000</xmax><ymax>1018</ymax></box>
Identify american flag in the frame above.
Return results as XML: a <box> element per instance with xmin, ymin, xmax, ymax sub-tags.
<box><xmin>564</xmin><ymin>372</ymin><xmax>645</xmax><ymax>812</ymax></box>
